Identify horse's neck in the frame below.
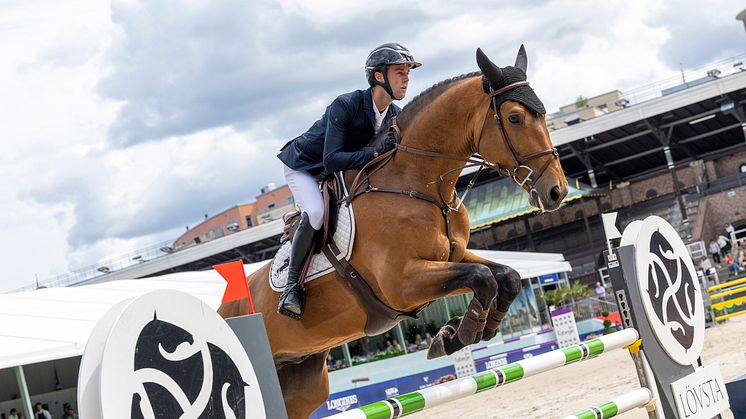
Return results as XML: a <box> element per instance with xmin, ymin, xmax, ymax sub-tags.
<box><xmin>390</xmin><ymin>78</ymin><xmax>484</xmax><ymax>197</ymax></box>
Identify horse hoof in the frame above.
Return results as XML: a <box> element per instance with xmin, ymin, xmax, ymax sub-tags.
<box><xmin>426</xmin><ymin>317</ymin><xmax>461</xmax><ymax>359</ymax></box>
<box><xmin>427</xmin><ymin>333</ymin><xmax>449</xmax><ymax>359</ymax></box>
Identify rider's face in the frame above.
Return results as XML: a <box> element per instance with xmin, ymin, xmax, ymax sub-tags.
<box><xmin>386</xmin><ymin>64</ymin><xmax>410</xmax><ymax>100</ymax></box>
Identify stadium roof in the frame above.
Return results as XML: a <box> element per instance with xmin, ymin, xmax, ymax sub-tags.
<box><xmin>462</xmin><ymin>178</ymin><xmax>603</xmax><ymax>229</ymax></box>
<box><xmin>555</xmin><ymin>69</ymin><xmax>746</xmax><ymax>185</ymax></box>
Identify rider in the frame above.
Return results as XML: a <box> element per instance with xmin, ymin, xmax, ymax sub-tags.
<box><xmin>276</xmin><ymin>43</ymin><xmax>421</xmax><ymax>319</ymax></box>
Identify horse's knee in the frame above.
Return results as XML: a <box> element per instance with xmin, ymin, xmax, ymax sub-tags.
<box><xmin>473</xmin><ymin>264</ymin><xmax>497</xmax><ymax>305</ymax></box>
<box><xmin>496</xmin><ymin>267</ymin><xmax>521</xmax><ymax>310</ymax></box>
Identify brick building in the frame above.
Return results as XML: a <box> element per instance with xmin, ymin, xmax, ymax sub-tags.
<box><xmin>172</xmin><ymin>184</ymin><xmax>294</xmax><ymax>250</ymax></box>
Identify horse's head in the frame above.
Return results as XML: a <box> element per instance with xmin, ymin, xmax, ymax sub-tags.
<box><xmin>474</xmin><ymin>46</ymin><xmax>567</xmax><ymax>211</ymax></box>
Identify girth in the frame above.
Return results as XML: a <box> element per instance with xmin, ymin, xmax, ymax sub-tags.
<box><xmin>321</xmin><ymin>174</ymin><xmax>426</xmax><ymax>336</ymax></box>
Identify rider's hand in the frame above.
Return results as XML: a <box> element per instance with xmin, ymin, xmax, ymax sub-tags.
<box><xmin>374</xmin><ymin>131</ymin><xmax>397</xmax><ymax>156</ymax></box>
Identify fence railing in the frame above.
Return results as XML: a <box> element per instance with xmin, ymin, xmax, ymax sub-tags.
<box><xmin>622</xmin><ymin>53</ymin><xmax>746</xmax><ymax>105</ymax></box>
<box><xmin>10</xmin><ymin>238</ymin><xmax>177</xmax><ymax>292</ymax></box>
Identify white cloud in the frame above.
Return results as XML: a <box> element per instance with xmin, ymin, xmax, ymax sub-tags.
<box><xmin>0</xmin><ymin>0</ymin><xmax>743</xmax><ymax>292</ymax></box>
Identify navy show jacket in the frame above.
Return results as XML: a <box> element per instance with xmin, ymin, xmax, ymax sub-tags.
<box><xmin>278</xmin><ymin>87</ymin><xmax>400</xmax><ymax>176</ymax></box>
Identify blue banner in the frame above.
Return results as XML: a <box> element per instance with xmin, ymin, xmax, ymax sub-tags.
<box><xmin>311</xmin><ymin>365</ymin><xmax>456</xmax><ymax>418</ymax></box>
<box><xmin>538</xmin><ymin>273</ymin><xmax>559</xmax><ymax>285</ymax></box>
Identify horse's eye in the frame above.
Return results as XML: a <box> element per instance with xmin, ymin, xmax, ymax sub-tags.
<box><xmin>508</xmin><ymin>115</ymin><xmax>522</xmax><ymax>125</ymax></box>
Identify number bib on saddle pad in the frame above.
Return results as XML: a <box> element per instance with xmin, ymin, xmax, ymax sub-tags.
<box><xmin>268</xmin><ymin>179</ymin><xmax>356</xmax><ymax>292</ymax></box>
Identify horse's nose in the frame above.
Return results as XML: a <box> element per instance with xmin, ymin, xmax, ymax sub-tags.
<box><xmin>549</xmin><ymin>185</ymin><xmax>562</xmax><ymax>202</ymax></box>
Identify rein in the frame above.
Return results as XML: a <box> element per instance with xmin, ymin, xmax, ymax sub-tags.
<box><xmin>345</xmin><ymin>80</ymin><xmax>558</xmax><ymax>261</ymax></box>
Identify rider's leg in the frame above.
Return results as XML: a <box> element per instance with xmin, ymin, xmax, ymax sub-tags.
<box><xmin>278</xmin><ymin>165</ymin><xmax>323</xmax><ymax>320</ymax></box>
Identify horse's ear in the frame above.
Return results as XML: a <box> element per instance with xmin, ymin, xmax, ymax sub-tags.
<box><xmin>514</xmin><ymin>44</ymin><xmax>528</xmax><ymax>73</ymax></box>
<box><xmin>476</xmin><ymin>48</ymin><xmax>502</xmax><ymax>86</ymax></box>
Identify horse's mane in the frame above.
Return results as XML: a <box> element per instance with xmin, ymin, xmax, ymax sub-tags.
<box><xmin>371</xmin><ymin>71</ymin><xmax>482</xmax><ymax>147</ymax></box>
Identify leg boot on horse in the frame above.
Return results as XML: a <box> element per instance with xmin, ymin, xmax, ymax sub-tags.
<box><xmin>278</xmin><ymin>212</ymin><xmax>317</xmax><ymax>320</ymax></box>
<box><xmin>460</xmin><ymin>251</ymin><xmax>522</xmax><ymax>341</ymax></box>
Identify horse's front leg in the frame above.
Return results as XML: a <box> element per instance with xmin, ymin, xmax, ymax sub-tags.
<box><xmin>399</xmin><ymin>260</ymin><xmax>497</xmax><ymax>359</ymax></box>
<box><xmin>460</xmin><ymin>250</ymin><xmax>522</xmax><ymax>341</ymax></box>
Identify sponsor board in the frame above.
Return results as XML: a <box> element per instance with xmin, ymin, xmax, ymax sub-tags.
<box><xmin>550</xmin><ymin>307</ymin><xmax>580</xmax><ymax>348</ymax></box>
<box><xmin>452</xmin><ymin>346</ymin><xmax>477</xmax><ymax>378</ymax></box>
<box><xmin>326</xmin><ymin>395</ymin><xmax>358</xmax><ymax>413</ymax></box>
<box><xmin>670</xmin><ymin>364</ymin><xmax>729</xmax><ymax>419</ymax></box>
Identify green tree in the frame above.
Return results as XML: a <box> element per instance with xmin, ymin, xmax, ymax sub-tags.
<box><xmin>575</xmin><ymin>96</ymin><xmax>589</xmax><ymax>108</ymax></box>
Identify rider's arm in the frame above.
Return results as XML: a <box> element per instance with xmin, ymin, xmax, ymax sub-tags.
<box><xmin>323</xmin><ymin>97</ymin><xmax>375</xmax><ymax>172</ymax></box>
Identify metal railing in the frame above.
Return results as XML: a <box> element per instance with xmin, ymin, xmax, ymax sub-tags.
<box><xmin>622</xmin><ymin>53</ymin><xmax>746</xmax><ymax>106</ymax></box>
<box><xmin>10</xmin><ymin>239</ymin><xmax>177</xmax><ymax>292</ymax></box>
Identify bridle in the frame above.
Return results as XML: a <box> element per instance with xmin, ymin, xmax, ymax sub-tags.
<box><xmin>346</xmin><ymin>80</ymin><xmax>559</xmax><ymax>260</ymax></box>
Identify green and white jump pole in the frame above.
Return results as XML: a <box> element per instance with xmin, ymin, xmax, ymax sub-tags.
<box><xmin>329</xmin><ymin>329</ymin><xmax>639</xmax><ymax>419</ymax></box>
<box><xmin>561</xmin><ymin>388</ymin><xmax>653</xmax><ymax>419</ymax></box>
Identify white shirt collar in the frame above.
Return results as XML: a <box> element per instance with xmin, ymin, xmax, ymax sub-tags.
<box><xmin>372</xmin><ymin>95</ymin><xmax>390</xmax><ymax>134</ymax></box>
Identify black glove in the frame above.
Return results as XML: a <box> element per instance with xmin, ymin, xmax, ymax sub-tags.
<box><xmin>374</xmin><ymin>131</ymin><xmax>397</xmax><ymax>156</ymax></box>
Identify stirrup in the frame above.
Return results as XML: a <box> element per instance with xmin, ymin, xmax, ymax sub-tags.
<box><xmin>278</xmin><ymin>283</ymin><xmax>305</xmax><ymax>320</ymax></box>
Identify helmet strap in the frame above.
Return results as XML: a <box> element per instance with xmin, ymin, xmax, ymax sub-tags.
<box><xmin>372</xmin><ymin>65</ymin><xmax>397</xmax><ymax>100</ymax></box>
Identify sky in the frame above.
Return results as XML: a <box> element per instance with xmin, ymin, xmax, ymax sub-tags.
<box><xmin>0</xmin><ymin>0</ymin><xmax>744</xmax><ymax>292</ymax></box>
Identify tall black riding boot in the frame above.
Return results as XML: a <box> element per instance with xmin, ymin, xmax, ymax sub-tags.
<box><xmin>277</xmin><ymin>212</ymin><xmax>317</xmax><ymax>320</ymax></box>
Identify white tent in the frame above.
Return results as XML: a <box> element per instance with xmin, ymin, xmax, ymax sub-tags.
<box><xmin>0</xmin><ymin>250</ymin><xmax>570</xmax><ymax>371</ymax></box>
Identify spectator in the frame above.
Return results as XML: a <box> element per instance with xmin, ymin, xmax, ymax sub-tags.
<box><xmin>710</xmin><ymin>240</ymin><xmax>721</xmax><ymax>265</ymax></box>
<box><xmin>594</xmin><ymin>282</ymin><xmax>606</xmax><ymax>300</ymax></box>
<box><xmin>739</xmin><ymin>249</ymin><xmax>746</xmax><ymax>269</ymax></box>
<box><xmin>62</xmin><ymin>405</ymin><xmax>77</xmax><ymax>419</ymax></box>
<box><xmin>717</xmin><ymin>235</ymin><xmax>731</xmax><ymax>258</ymax></box>
<box><xmin>726</xmin><ymin>254</ymin><xmax>740</xmax><ymax>277</ymax></box>
<box><xmin>8</xmin><ymin>409</ymin><xmax>19</xmax><ymax>419</ymax></box>
<box><xmin>34</xmin><ymin>403</ymin><xmax>51</xmax><ymax>419</ymax></box>
<box><xmin>414</xmin><ymin>333</ymin><xmax>425</xmax><ymax>350</ymax></box>
<box><xmin>726</xmin><ymin>223</ymin><xmax>736</xmax><ymax>243</ymax></box>
<box><xmin>424</xmin><ymin>332</ymin><xmax>433</xmax><ymax>348</ymax></box>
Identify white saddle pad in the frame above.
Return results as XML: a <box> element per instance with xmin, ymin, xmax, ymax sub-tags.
<box><xmin>268</xmin><ymin>181</ymin><xmax>355</xmax><ymax>292</ymax></box>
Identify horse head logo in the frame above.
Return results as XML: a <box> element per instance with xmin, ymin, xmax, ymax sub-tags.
<box><xmin>131</xmin><ymin>311</ymin><xmax>249</xmax><ymax>418</ymax></box>
<box><xmin>646</xmin><ymin>229</ymin><xmax>697</xmax><ymax>350</ymax></box>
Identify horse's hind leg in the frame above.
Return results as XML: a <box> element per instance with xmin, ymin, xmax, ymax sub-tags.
<box><xmin>276</xmin><ymin>351</ymin><xmax>330</xmax><ymax>419</ymax></box>
<box><xmin>460</xmin><ymin>250</ymin><xmax>522</xmax><ymax>341</ymax></box>
<box><xmin>398</xmin><ymin>261</ymin><xmax>498</xmax><ymax>359</ymax></box>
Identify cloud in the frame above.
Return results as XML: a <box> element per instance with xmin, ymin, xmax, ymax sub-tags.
<box><xmin>650</xmin><ymin>0</ymin><xmax>745</xmax><ymax>69</ymax></box>
<box><xmin>25</xmin><ymin>127</ymin><xmax>286</xmax><ymax>247</ymax></box>
<box><xmin>3</xmin><ymin>0</ymin><xmax>744</xmax><ymax>292</ymax></box>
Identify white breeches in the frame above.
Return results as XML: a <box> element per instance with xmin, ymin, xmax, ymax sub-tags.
<box><xmin>283</xmin><ymin>164</ymin><xmax>324</xmax><ymax>230</ymax></box>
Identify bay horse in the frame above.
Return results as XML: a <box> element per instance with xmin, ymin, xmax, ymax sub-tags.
<box><xmin>218</xmin><ymin>46</ymin><xmax>568</xmax><ymax>418</ymax></box>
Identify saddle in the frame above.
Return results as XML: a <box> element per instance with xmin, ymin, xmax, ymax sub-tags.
<box><xmin>279</xmin><ymin>173</ymin><xmax>423</xmax><ymax>335</ymax></box>
<box><xmin>279</xmin><ymin>175</ymin><xmax>341</xmax><ymax>285</ymax></box>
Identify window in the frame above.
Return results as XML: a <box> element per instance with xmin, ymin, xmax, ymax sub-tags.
<box><xmin>288</xmin><ymin>196</ymin><xmax>295</xmax><ymax>204</ymax></box>
<box><xmin>246</xmin><ymin>216</ymin><xmax>253</xmax><ymax>227</ymax></box>
<box><xmin>268</xmin><ymin>203</ymin><xmax>276</xmax><ymax>210</ymax></box>
<box><xmin>645</xmin><ymin>189</ymin><xmax>658</xmax><ymax>198</ymax></box>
